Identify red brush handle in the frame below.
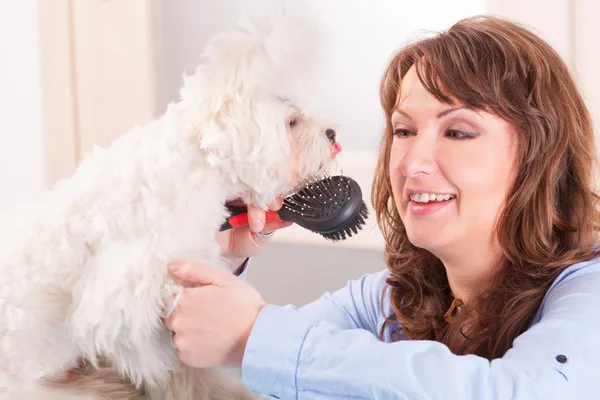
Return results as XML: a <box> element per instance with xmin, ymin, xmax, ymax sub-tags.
<box><xmin>226</xmin><ymin>211</ymin><xmax>282</xmax><ymax>229</ymax></box>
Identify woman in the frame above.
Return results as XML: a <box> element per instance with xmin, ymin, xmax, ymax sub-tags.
<box><xmin>166</xmin><ymin>15</ymin><xmax>600</xmax><ymax>398</ymax></box>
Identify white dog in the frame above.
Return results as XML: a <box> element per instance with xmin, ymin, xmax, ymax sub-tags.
<box><xmin>0</xmin><ymin>4</ymin><xmax>339</xmax><ymax>399</ymax></box>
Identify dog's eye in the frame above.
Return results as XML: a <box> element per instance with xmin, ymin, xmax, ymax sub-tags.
<box><xmin>288</xmin><ymin>118</ymin><xmax>298</xmax><ymax>128</ymax></box>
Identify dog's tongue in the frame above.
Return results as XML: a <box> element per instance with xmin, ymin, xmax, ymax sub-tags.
<box><xmin>331</xmin><ymin>142</ymin><xmax>342</xmax><ymax>158</ymax></box>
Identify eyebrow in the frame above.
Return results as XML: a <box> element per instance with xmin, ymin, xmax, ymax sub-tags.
<box><xmin>393</xmin><ymin>106</ymin><xmax>466</xmax><ymax>120</ymax></box>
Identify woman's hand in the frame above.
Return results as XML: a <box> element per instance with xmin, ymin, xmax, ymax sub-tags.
<box><xmin>216</xmin><ymin>197</ymin><xmax>292</xmax><ymax>272</ymax></box>
<box><xmin>164</xmin><ymin>261</ymin><xmax>265</xmax><ymax>368</ymax></box>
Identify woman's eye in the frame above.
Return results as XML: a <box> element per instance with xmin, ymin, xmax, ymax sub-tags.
<box><xmin>393</xmin><ymin>129</ymin><xmax>413</xmax><ymax>137</ymax></box>
<box><xmin>446</xmin><ymin>129</ymin><xmax>479</xmax><ymax>139</ymax></box>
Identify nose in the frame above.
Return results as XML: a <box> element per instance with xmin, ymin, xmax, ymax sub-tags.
<box><xmin>399</xmin><ymin>133</ymin><xmax>438</xmax><ymax>178</ymax></box>
<box><xmin>325</xmin><ymin>128</ymin><xmax>336</xmax><ymax>142</ymax></box>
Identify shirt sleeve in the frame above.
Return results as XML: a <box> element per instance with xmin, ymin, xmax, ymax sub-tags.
<box><xmin>241</xmin><ymin>259</ymin><xmax>600</xmax><ymax>399</ymax></box>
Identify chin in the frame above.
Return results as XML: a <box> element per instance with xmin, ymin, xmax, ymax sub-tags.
<box><xmin>405</xmin><ymin>226</ymin><xmax>450</xmax><ymax>254</ymax></box>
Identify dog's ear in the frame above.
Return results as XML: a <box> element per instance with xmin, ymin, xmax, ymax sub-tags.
<box><xmin>197</xmin><ymin>98</ymin><xmax>290</xmax><ymax>165</ymax></box>
<box><xmin>193</xmin><ymin>97</ymin><xmax>295</xmax><ymax>210</ymax></box>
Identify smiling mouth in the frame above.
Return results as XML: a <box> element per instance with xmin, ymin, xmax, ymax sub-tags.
<box><xmin>409</xmin><ymin>193</ymin><xmax>456</xmax><ymax>203</ymax></box>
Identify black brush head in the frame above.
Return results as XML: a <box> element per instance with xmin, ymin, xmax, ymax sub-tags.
<box><xmin>278</xmin><ymin>175</ymin><xmax>369</xmax><ymax>241</ymax></box>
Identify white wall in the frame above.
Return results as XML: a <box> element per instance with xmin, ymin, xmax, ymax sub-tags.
<box><xmin>0</xmin><ymin>1</ymin><xmax>46</xmax><ymax>212</ymax></box>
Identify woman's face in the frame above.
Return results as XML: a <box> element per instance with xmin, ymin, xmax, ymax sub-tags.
<box><xmin>389</xmin><ymin>66</ymin><xmax>517</xmax><ymax>259</ymax></box>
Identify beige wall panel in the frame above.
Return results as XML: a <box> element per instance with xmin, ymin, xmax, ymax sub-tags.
<box><xmin>38</xmin><ymin>0</ymin><xmax>79</xmax><ymax>187</ymax></box>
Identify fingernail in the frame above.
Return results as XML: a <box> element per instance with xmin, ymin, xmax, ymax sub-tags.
<box><xmin>269</xmin><ymin>198</ymin><xmax>282</xmax><ymax>210</ymax></box>
<box><xmin>169</xmin><ymin>261</ymin><xmax>184</xmax><ymax>273</ymax></box>
<box><xmin>250</xmin><ymin>218</ymin><xmax>262</xmax><ymax>232</ymax></box>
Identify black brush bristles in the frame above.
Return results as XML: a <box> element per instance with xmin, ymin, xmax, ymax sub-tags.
<box><xmin>278</xmin><ymin>175</ymin><xmax>368</xmax><ymax>241</ymax></box>
<box><xmin>219</xmin><ymin>175</ymin><xmax>369</xmax><ymax>241</ymax></box>
<box><xmin>320</xmin><ymin>201</ymin><xmax>369</xmax><ymax>241</ymax></box>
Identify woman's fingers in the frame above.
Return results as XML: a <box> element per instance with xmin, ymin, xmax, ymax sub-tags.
<box><xmin>246</xmin><ymin>197</ymin><xmax>284</xmax><ymax>232</ymax></box>
<box><xmin>246</xmin><ymin>205</ymin><xmax>265</xmax><ymax>233</ymax></box>
<box><xmin>268</xmin><ymin>197</ymin><xmax>284</xmax><ymax>211</ymax></box>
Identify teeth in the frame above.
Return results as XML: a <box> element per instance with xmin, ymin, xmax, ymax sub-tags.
<box><xmin>410</xmin><ymin>193</ymin><xmax>455</xmax><ymax>203</ymax></box>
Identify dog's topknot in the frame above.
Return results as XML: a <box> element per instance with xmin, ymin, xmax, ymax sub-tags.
<box><xmin>178</xmin><ymin>1</ymin><xmax>322</xmax><ymax>110</ymax></box>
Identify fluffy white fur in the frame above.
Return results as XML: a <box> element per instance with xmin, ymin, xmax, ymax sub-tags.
<box><xmin>0</xmin><ymin>4</ymin><xmax>338</xmax><ymax>399</ymax></box>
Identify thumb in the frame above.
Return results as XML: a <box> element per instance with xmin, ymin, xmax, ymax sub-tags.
<box><xmin>168</xmin><ymin>261</ymin><xmax>232</xmax><ymax>286</ymax></box>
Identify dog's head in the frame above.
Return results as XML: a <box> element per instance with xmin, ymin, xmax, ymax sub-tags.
<box><xmin>177</xmin><ymin>4</ymin><xmax>340</xmax><ymax>208</ymax></box>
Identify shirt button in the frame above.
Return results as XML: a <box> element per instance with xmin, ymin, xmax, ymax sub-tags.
<box><xmin>556</xmin><ymin>354</ymin><xmax>568</xmax><ymax>364</ymax></box>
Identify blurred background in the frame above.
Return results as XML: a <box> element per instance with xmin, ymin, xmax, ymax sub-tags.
<box><xmin>1</xmin><ymin>0</ymin><xmax>598</xmax><ymax>307</ymax></box>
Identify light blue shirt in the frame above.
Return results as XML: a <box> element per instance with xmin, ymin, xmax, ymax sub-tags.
<box><xmin>237</xmin><ymin>257</ymin><xmax>600</xmax><ymax>399</ymax></box>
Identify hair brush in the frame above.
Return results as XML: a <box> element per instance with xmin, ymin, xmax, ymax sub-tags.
<box><xmin>219</xmin><ymin>175</ymin><xmax>369</xmax><ymax>241</ymax></box>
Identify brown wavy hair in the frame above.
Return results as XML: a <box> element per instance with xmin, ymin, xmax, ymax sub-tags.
<box><xmin>373</xmin><ymin>15</ymin><xmax>600</xmax><ymax>359</ymax></box>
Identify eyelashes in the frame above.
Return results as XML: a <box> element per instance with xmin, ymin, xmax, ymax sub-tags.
<box><xmin>445</xmin><ymin>129</ymin><xmax>479</xmax><ymax>139</ymax></box>
<box><xmin>392</xmin><ymin>128</ymin><xmax>479</xmax><ymax>140</ymax></box>
<box><xmin>392</xmin><ymin>129</ymin><xmax>411</xmax><ymax>137</ymax></box>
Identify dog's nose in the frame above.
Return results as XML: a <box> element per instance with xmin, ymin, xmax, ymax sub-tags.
<box><xmin>325</xmin><ymin>128</ymin><xmax>336</xmax><ymax>141</ymax></box>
